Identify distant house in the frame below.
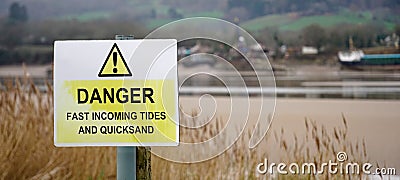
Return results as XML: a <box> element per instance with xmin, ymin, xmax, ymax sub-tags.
<box><xmin>301</xmin><ymin>46</ymin><xmax>318</xmax><ymax>55</ymax></box>
<box><xmin>177</xmin><ymin>41</ymin><xmax>212</xmax><ymax>57</ymax></box>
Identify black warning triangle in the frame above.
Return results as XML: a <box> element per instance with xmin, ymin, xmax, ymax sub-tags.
<box><xmin>98</xmin><ymin>43</ymin><xmax>132</xmax><ymax>77</ymax></box>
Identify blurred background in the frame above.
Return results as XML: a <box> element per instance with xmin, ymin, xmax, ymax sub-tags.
<box><xmin>0</xmin><ymin>0</ymin><xmax>399</xmax><ymax>99</ymax></box>
<box><xmin>0</xmin><ymin>0</ymin><xmax>399</xmax><ymax>179</ymax></box>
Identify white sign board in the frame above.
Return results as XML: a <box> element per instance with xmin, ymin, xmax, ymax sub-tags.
<box><xmin>54</xmin><ymin>40</ymin><xmax>179</xmax><ymax>146</ymax></box>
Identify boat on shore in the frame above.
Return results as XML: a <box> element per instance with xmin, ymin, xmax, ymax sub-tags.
<box><xmin>338</xmin><ymin>50</ymin><xmax>400</xmax><ymax>70</ymax></box>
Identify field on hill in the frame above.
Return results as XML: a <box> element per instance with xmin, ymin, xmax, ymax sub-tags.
<box><xmin>241</xmin><ymin>10</ymin><xmax>397</xmax><ymax>32</ymax></box>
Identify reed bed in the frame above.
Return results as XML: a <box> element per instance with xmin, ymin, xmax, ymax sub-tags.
<box><xmin>1</xmin><ymin>79</ymin><xmax>116</xmax><ymax>179</ymax></box>
<box><xmin>0</xmin><ymin>78</ymin><xmax>369</xmax><ymax>179</ymax></box>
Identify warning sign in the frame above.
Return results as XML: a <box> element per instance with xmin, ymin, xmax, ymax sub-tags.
<box><xmin>54</xmin><ymin>40</ymin><xmax>178</xmax><ymax>147</ymax></box>
<box><xmin>98</xmin><ymin>43</ymin><xmax>132</xmax><ymax>77</ymax></box>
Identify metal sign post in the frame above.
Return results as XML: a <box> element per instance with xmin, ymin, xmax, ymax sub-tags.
<box><xmin>115</xmin><ymin>35</ymin><xmax>137</xmax><ymax>180</ymax></box>
<box><xmin>117</xmin><ymin>146</ymin><xmax>136</xmax><ymax>179</ymax></box>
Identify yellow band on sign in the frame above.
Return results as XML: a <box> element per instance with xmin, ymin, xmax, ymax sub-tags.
<box><xmin>55</xmin><ymin>80</ymin><xmax>177</xmax><ymax>145</ymax></box>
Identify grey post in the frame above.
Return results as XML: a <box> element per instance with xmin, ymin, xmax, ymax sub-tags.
<box><xmin>115</xmin><ymin>35</ymin><xmax>151</xmax><ymax>180</ymax></box>
<box><xmin>116</xmin><ymin>34</ymin><xmax>136</xmax><ymax>180</ymax></box>
<box><xmin>117</xmin><ymin>147</ymin><xmax>136</xmax><ymax>180</ymax></box>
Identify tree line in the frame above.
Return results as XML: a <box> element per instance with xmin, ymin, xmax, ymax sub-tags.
<box><xmin>0</xmin><ymin>1</ymin><xmax>399</xmax><ymax>65</ymax></box>
<box><xmin>0</xmin><ymin>2</ymin><xmax>146</xmax><ymax>65</ymax></box>
<box><xmin>256</xmin><ymin>22</ymin><xmax>400</xmax><ymax>56</ymax></box>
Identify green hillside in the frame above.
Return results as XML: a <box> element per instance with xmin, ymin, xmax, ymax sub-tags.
<box><xmin>239</xmin><ymin>14</ymin><xmax>293</xmax><ymax>31</ymax></box>
<box><xmin>280</xmin><ymin>15</ymin><xmax>368</xmax><ymax>31</ymax></box>
<box><xmin>241</xmin><ymin>11</ymin><xmax>397</xmax><ymax>32</ymax></box>
<box><xmin>146</xmin><ymin>11</ymin><xmax>224</xmax><ymax>30</ymax></box>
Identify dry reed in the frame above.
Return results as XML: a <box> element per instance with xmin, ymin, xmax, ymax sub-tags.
<box><xmin>0</xmin><ymin>78</ymin><xmax>370</xmax><ymax>179</ymax></box>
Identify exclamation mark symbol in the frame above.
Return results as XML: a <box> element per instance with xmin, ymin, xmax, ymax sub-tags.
<box><xmin>113</xmin><ymin>52</ymin><xmax>117</xmax><ymax>73</ymax></box>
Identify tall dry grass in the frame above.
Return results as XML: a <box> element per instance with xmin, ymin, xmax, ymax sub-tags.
<box><xmin>0</xmin><ymin>78</ymin><xmax>370</xmax><ymax>179</ymax></box>
<box><xmin>0</xmin><ymin>78</ymin><xmax>116</xmax><ymax>179</ymax></box>
<box><xmin>273</xmin><ymin>117</ymin><xmax>370</xmax><ymax>179</ymax></box>
<box><xmin>152</xmin><ymin>111</ymin><xmax>370</xmax><ymax>179</ymax></box>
